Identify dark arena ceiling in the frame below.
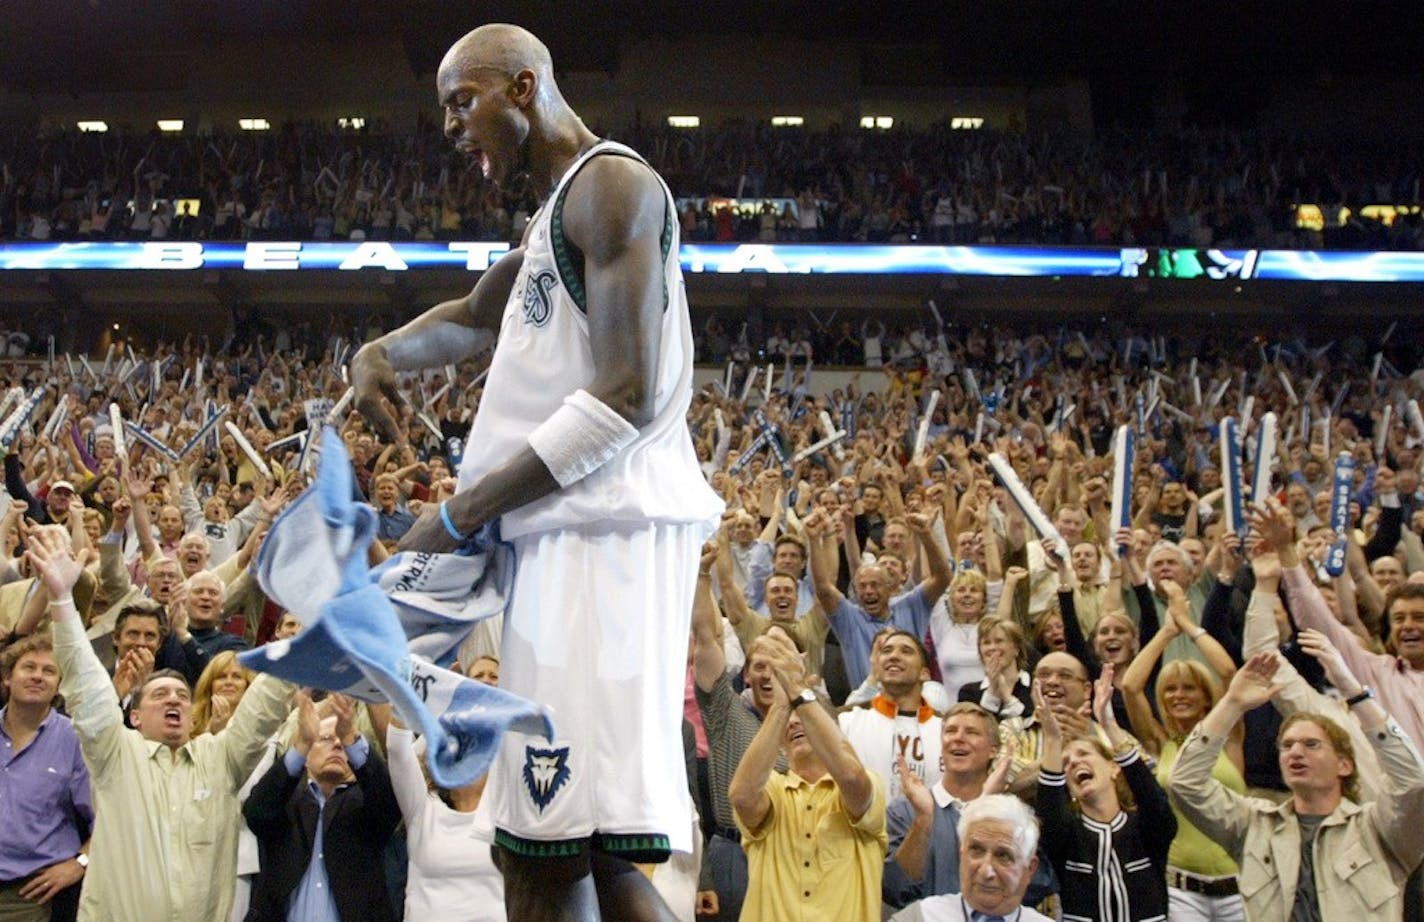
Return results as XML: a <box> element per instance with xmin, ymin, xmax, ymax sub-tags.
<box><xmin>0</xmin><ymin>0</ymin><xmax>1415</xmax><ymax>95</ymax></box>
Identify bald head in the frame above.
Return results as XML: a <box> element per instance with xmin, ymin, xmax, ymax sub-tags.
<box><xmin>437</xmin><ymin>23</ymin><xmax>587</xmax><ymax>187</ymax></box>
<box><xmin>440</xmin><ymin>24</ymin><xmax>554</xmax><ymax>88</ymax></box>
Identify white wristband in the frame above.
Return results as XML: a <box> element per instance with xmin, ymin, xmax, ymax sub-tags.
<box><xmin>527</xmin><ymin>389</ymin><xmax>639</xmax><ymax>489</ymax></box>
<box><xmin>48</xmin><ymin>596</ymin><xmax>75</xmax><ymax>609</ymax></box>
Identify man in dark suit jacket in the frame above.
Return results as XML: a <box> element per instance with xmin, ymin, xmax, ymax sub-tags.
<box><xmin>243</xmin><ymin>692</ymin><xmax>400</xmax><ymax>922</ymax></box>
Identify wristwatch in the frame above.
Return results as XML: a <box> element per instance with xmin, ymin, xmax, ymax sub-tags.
<box><xmin>788</xmin><ymin>688</ymin><xmax>817</xmax><ymax>710</ymax></box>
<box><xmin>1345</xmin><ymin>687</ymin><xmax>1375</xmax><ymax>707</ymax></box>
<box><xmin>75</xmin><ymin>854</ymin><xmax>89</xmax><ymax>869</ymax></box>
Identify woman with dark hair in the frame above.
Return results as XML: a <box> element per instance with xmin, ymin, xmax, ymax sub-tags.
<box><xmin>958</xmin><ymin>615</ymin><xmax>1034</xmax><ymax>720</ymax></box>
<box><xmin>1121</xmin><ymin>580</ymin><xmax>1243</xmax><ymax>921</ymax></box>
<box><xmin>386</xmin><ymin>668</ymin><xmax>505</xmax><ymax>920</ymax></box>
<box><xmin>1036</xmin><ymin>664</ymin><xmax>1176</xmax><ymax>922</ymax></box>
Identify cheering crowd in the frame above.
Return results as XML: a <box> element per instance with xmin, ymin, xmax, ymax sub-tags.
<box><xmin>3</xmin><ymin>119</ymin><xmax>1422</xmax><ymax>249</ymax></box>
<box><xmin>1</xmin><ymin>313</ymin><xmax>1422</xmax><ymax>921</ymax></box>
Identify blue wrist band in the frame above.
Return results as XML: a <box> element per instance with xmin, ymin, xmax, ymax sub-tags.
<box><xmin>438</xmin><ymin>501</ymin><xmax>466</xmax><ymax>542</ymax></box>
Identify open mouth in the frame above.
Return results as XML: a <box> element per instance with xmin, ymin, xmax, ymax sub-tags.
<box><xmin>164</xmin><ymin>707</ymin><xmax>183</xmax><ymax>727</ymax></box>
<box><xmin>1397</xmin><ymin>630</ymin><xmax>1422</xmax><ymax>647</ymax></box>
<box><xmin>1070</xmin><ymin>766</ymin><xmax>1095</xmax><ymax>785</ymax></box>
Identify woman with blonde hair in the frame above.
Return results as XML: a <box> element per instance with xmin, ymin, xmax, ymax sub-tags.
<box><xmin>1121</xmin><ymin>581</ymin><xmax>1243</xmax><ymax>921</ymax></box>
<box><xmin>191</xmin><ymin>650</ymin><xmax>255</xmax><ymax>735</ymax></box>
<box><xmin>930</xmin><ymin>569</ymin><xmax>994</xmax><ymax>693</ymax></box>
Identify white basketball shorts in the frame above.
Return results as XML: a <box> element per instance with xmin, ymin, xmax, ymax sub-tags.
<box><xmin>485</xmin><ymin>519</ymin><xmax>703</xmax><ymax>861</ymax></box>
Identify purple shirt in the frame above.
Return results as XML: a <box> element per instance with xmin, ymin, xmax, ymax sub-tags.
<box><xmin>0</xmin><ymin>708</ymin><xmax>94</xmax><ymax>880</ymax></box>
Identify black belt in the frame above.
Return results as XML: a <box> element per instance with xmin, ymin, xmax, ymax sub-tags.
<box><xmin>1167</xmin><ymin>868</ymin><xmax>1239</xmax><ymax>897</ymax></box>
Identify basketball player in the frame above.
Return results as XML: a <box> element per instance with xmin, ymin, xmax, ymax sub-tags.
<box><xmin>351</xmin><ymin>23</ymin><xmax>723</xmax><ymax>921</ymax></box>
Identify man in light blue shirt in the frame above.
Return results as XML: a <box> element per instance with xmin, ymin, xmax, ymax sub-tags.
<box><xmin>808</xmin><ymin>510</ymin><xmax>952</xmax><ymax>690</ymax></box>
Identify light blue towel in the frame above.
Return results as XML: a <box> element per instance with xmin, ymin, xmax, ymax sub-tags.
<box><xmin>240</xmin><ymin>426</ymin><xmax>552</xmax><ymax>788</ymax></box>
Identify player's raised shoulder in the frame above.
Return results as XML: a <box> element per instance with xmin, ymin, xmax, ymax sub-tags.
<box><xmin>560</xmin><ymin>154</ymin><xmax>667</xmax><ymax>261</ymax></box>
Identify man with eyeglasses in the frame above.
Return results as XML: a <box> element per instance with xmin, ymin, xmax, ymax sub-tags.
<box><xmin>1000</xmin><ymin>652</ymin><xmax>1146</xmax><ymax>796</ymax></box>
<box><xmin>1170</xmin><ymin>652</ymin><xmax>1424</xmax><ymax>921</ymax></box>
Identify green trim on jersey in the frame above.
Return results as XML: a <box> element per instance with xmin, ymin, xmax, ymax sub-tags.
<box><xmin>549</xmin><ymin>145</ymin><xmax>675</xmax><ymax>315</ymax></box>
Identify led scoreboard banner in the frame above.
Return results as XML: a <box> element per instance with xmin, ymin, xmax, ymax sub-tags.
<box><xmin>1</xmin><ymin>241</ymin><xmax>1424</xmax><ymax>282</ymax></box>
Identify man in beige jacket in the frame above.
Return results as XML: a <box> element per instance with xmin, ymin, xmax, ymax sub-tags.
<box><xmin>1169</xmin><ymin>650</ymin><xmax>1424</xmax><ymax>921</ymax></box>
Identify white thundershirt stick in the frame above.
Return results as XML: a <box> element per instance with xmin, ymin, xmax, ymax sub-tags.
<box><xmin>109</xmin><ymin>403</ymin><xmax>126</xmax><ymax>462</ymax></box>
<box><xmin>225</xmin><ymin>421</ymin><xmax>272</xmax><ymax>479</ymax></box>
<box><xmin>989</xmin><ymin>452</ymin><xmax>1069</xmax><ymax>560</ymax></box>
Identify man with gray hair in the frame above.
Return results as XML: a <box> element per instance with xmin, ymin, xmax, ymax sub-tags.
<box><xmin>890</xmin><ymin>794</ymin><xmax>1052</xmax><ymax>922</ymax></box>
<box><xmin>1141</xmin><ymin>539</ymin><xmax>1216</xmax><ymax>667</ymax></box>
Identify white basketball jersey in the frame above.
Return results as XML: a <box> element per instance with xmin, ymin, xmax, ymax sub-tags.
<box><xmin>458</xmin><ymin>140</ymin><xmax>723</xmax><ymax>539</ymax></box>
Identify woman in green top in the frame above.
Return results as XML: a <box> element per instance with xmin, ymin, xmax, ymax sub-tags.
<box><xmin>1120</xmin><ymin>578</ymin><xmax>1245</xmax><ymax>922</ymax></box>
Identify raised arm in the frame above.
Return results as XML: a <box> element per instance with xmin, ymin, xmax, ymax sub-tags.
<box><xmin>1119</xmin><ymin>608</ymin><xmax>1178</xmax><ymax>755</ymax></box>
<box><xmin>353</xmin><ymin>247</ymin><xmax>524</xmax><ymax>441</ymax></box>
<box><xmin>909</xmin><ymin>510</ymin><xmax>953</xmax><ymax>606</ymax></box>
<box><xmin>805</xmin><ymin>510</ymin><xmax>845</xmax><ymax>615</ymax></box>
<box><xmin>768</xmin><ymin>631</ymin><xmax>875</xmax><ymax>818</ymax></box>
<box><xmin>691</xmin><ymin>541</ymin><xmax>727</xmax><ymax>693</ymax></box>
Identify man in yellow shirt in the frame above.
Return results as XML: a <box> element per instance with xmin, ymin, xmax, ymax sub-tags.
<box><xmin>25</xmin><ymin>526</ymin><xmax>293</xmax><ymax>922</ymax></box>
<box><xmin>730</xmin><ymin>631</ymin><xmax>886</xmax><ymax>921</ymax></box>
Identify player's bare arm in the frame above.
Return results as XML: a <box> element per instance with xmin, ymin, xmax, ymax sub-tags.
<box><xmin>395</xmin><ymin>157</ymin><xmax>667</xmax><ymax>553</ymax></box>
<box><xmin>351</xmin><ymin>245</ymin><xmax>525</xmax><ymax>442</ymax></box>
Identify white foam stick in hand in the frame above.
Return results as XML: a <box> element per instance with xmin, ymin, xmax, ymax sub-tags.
<box><xmin>1252</xmin><ymin>412</ymin><xmax>1278</xmax><ymax>503</ymax></box>
<box><xmin>763</xmin><ymin>362</ymin><xmax>774</xmax><ymax>403</ymax></box>
<box><xmin>914</xmin><ymin>390</ymin><xmax>941</xmax><ymax>459</ymax></box>
<box><xmin>426</xmin><ymin>382</ymin><xmax>451</xmax><ymax>409</ymax></box>
<box><xmin>817</xmin><ymin>410</ymin><xmax>845</xmax><ymax>460</ymax></box>
<box><xmin>1160</xmin><ymin>402</ymin><xmax>1194</xmax><ymax>423</ymax></box>
<box><xmin>266</xmin><ymin>431</ymin><xmax>307</xmax><ymax>453</ymax></box>
<box><xmin>739</xmin><ymin>366</ymin><xmax>759</xmax><ymax>402</ymax></box>
<box><xmin>989</xmin><ymin>452</ymin><xmax>1070</xmax><ymax>560</ymax></box>
<box><xmin>1376</xmin><ymin>404</ymin><xmax>1392</xmax><ymax>460</ymax></box>
<box><xmin>1240</xmin><ymin>396</ymin><xmax>1255</xmax><ymax>430</ymax></box>
<box><xmin>790</xmin><ymin>430</ymin><xmax>848</xmax><ymax>464</ymax></box>
<box><xmin>1278</xmin><ymin>370</ymin><xmax>1298</xmax><ymax>405</ymax></box>
<box><xmin>41</xmin><ymin>395</ymin><xmax>68</xmax><ymax>441</ymax></box>
<box><xmin>1220</xmin><ymin>416</ymin><xmax>1246</xmax><ymax>538</ymax></box>
<box><xmin>1407</xmin><ymin>400</ymin><xmax>1424</xmax><ymax>443</ymax></box>
<box><xmin>225</xmin><ymin>421</ymin><xmax>272</xmax><ymax>479</ymax></box>
<box><xmin>974</xmin><ymin>412</ymin><xmax>986</xmax><ymax>446</ymax></box>
<box><xmin>109</xmin><ymin>403</ymin><xmax>126</xmax><ymax>462</ymax></box>
<box><xmin>325</xmin><ymin>387</ymin><xmax>356</xmax><ymax>427</ymax></box>
<box><xmin>1109</xmin><ymin>426</ymin><xmax>1134</xmax><ymax>549</ymax></box>
<box><xmin>723</xmin><ymin>361</ymin><xmax>734</xmax><ymax>396</ymax></box>
<box><xmin>1320</xmin><ymin>411</ymin><xmax>1331</xmax><ymax>456</ymax></box>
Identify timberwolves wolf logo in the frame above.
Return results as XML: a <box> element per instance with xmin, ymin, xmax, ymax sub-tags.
<box><xmin>523</xmin><ymin>745</ymin><xmax>571</xmax><ymax>812</ymax></box>
<box><xmin>522</xmin><ymin>270</ymin><xmax>558</xmax><ymax>327</ymax></box>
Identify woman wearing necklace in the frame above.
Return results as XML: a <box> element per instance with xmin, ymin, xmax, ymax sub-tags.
<box><xmin>1036</xmin><ymin>664</ymin><xmax>1176</xmax><ymax>922</ymax></box>
<box><xmin>1120</xmin><ymin>581</ymin><xmax>1244</xmax><ymax>922</ymax></box>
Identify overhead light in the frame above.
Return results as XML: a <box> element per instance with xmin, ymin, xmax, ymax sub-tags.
<box><xmin>337</xmin><ymin>116</ymin><xmax>365</xmax><ymax>129</ymax></box>
<box><xmin>667</xmin><ymin>115</ymin><xmax>700</xmax><ymax>129</ymax></box>
<box><xmin>770</xmin><ymin>116</ymin><xmax>804</xmax><ymax>127</ymax></box>
<box><xmin>77</xmin><ymin>121</ymin><xmax>108</xmax><ymax>133</ymax></box>
<box><xmin>860</xmin><ymin>116</ymin><xmax>894</xmax><ymax>130</ymax></box>
<box><xmin>951</xmin><ymin>117</ymin><xmax>984</xmax><ymax>130</ymax></box>
<box><xmin>156</xmin><ymin>119</ymin><xmax>184</xmax><ymax>133</ymax></box>
<box><xmin>239</xmin><ymin>118</ymin><xmax>271</xmax><ymax>131</ymax></box>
